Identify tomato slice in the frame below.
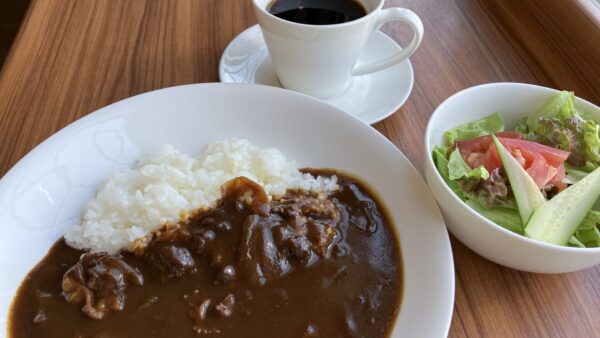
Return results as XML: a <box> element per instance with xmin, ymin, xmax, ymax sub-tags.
<box><xmin>457</xmin><ymin>132</ymin><xmax>520</xmax><ymax>171</ymax></box>
<box><xmin>510</xmin><ymin>148</ymin><xmax>527</xmax><ymax>167</ymax></box>
<box><xmin>549</xmin><ymin>164</ymin><xmax>567</xmax><ymax>191</ymax></box>
<box><xmin>456</xmin><ymin>132</ymin><xmax>570</xmax><ymax>191</ymax></box>
<box><xmin>463</xmin><ymin>146</ymin><xmax>498</xmax><ymax>172</ymax></box>
<box><xmin>456</xmin><ymin>131</ymin><xmax>522</xmax><ymax>153</ymax></box>
<box><xmin>525</xmin><ymin>153</ymin><xmax>557</xmax><ymax>188</ymax></box>
<box><xmin>498</xmin><ymin>137</ymin><xmax>570</xmax><ymax>168</ymax></box>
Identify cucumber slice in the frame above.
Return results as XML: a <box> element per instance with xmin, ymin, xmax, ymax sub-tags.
<box><xmin>526</xmin><ymin>165</ymin><xmax>600</xmax><ymax>245</ymax></box>
<box><xmin>491</xmin><ymin>135</ymin><xmax>546</xmax><ymax>224</ymax></box>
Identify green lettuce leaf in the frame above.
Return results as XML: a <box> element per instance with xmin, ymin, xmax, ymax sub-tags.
<box><xmin>565</xmin><ymin>163</ymin><xmax>592</xmax><ymax>183</ymax></box>
<box><xmin>432</xmin><ymin>146</ymin><xmax>463</xmax><ymax>198</ymax></box>
<box><xmin>514</xmin><ymin>117</ymin><xmax>530</xmax><ymax>134</ymax></box>
<box><xmin>443</xmin><ymin>112</ymin><xmax>504</xmax><ymax>145</ymax></box>
<box><xmin>432</xmin><ymin>146</ymin><xmax>450</xmax><ymax>177</ymax></box>
<box><xmin>526</xmin><ymin>91</ymin><xmax>575</xmax><ymax>130</ymax></box>
<box><xmin>580</xmin><ymin>161</ymin><xmax>598</xmax><ymax>172</ymax></box>
<box><xmin>581</xmin><ymin>119</ymin><xmax>600</xmax><ymax>163</ymax></box>
<box><xmin>465</xmin><ymin>198</ymin><xmax>523</xmax><ymax>234</ymax></box>
<box><xmin>568</xmin><ymin>236</ymin><xmax>586</xmax><ymax>248</ymax></box>
<box><xmin>523</xmin><ymin>91</ymin><xmax>600</xmax><ymax>171</ymax></box>
<box><xmin>447</xmin><ymin>148</ymin><xmax>489</xmax><ymax>180</ymax></box>
<box><xmin>573</xmin><ymin>210</ymin><xmax>600</xmax><ymax>247</ymax></box>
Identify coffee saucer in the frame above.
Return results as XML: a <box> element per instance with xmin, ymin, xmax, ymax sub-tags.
<box><xmin>219</xmin><ymin>25</ymin><xmax>414</xmax><ymax>125</ymax></box>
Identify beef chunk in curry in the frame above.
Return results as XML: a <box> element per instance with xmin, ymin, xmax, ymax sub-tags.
<box><xmin>61</xmin><ymin>253</ymin><xmax>143</xmax><ymax>319</ymax></box>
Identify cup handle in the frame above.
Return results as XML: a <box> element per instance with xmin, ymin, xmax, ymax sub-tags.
<box><xmin>351</xmin><ymin>8</ymin><xmax>424</xmax><ymax>76</ymax></box>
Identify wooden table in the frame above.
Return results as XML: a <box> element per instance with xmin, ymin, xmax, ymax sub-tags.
<box><xmin>1</xmin><ymin>0</ymin><xmax>599</xmax><ymax>336</ymax></box>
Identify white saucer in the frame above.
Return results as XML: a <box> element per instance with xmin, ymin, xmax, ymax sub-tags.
<box><xmin>219</xmin><ymin>25</ymin><xmax>414</xmax><ymax>125</ymax></box>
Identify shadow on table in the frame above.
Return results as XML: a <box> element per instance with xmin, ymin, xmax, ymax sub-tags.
<box><xmin>0</xmin><ymin>0</ymin><xmax>31</xmax><ymax>68</ymax></box>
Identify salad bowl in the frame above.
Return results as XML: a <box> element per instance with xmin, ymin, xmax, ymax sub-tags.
<box><xmin>424</xmin><ymin>82</ymin><xmax>600</xmax><ymax>273</ymax></box>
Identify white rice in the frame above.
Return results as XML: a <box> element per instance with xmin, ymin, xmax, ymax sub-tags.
<box><xmin>64</xmin><ymin>139</ymin><xmax>338</xmax><ymax>254</ymax></box>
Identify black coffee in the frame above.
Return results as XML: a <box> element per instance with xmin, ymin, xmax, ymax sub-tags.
<box><xmin>268</xmin><ymin>0</ymin><xmax>367</xmax><ymax>25</ymax></box>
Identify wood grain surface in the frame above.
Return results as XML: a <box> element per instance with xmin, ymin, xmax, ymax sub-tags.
<box><xmin>1</xmin><ymin>0</ymin><xmax>599</xmax><ymax>337</ymax></box>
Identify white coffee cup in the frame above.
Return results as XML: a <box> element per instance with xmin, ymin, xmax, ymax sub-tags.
<box><xmin>252</xmin><ymin>0</ymin><xmax>424</xmax><ymax>99</ymax></box>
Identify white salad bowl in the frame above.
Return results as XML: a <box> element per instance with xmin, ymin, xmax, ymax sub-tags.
<box><xmin>424</xmin><ymin>82</ymin><xmax>600</xmax><ymax>273</ymax></box>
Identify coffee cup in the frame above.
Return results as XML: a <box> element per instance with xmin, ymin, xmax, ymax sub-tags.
<box><xmin>252</xmin><ymin>0</ymin><xmax>424</xmax><ymax>99</ymax></box>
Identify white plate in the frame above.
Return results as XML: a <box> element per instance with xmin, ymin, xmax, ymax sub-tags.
<box><xmin>219</xmin><ymin>25</ymin><xmax>414</xmax><ymax>125</ymax></box>
<box><xmin>0</xmin><ymin>84</ymin><xmax>453</xmax><ymax>337</ymax></box>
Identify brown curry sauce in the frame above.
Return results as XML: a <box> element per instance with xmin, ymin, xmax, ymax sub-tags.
<box><xmin>8</xmin><ymin>170</ymin><xmax>402</xmax><ymax>337</ymax></box>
